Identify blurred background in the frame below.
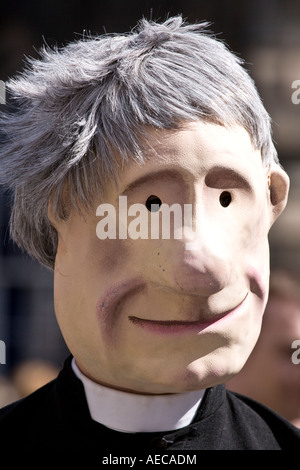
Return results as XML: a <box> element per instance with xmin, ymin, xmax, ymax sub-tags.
<box><xmin>0</xmin><ymin>0</ymin><xmax>299</xmax><ymax>408</ymax></box>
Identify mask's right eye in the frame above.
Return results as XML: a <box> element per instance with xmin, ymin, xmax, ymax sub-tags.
<box><xmin>219</xmin><ymin>191</ymin><xmax>232</xmax><ymax>207</ymax></box>
<box><xmin>145</xmin><ymin>195</ymin><xmax>162</xmax><ymax>212</ymax></box>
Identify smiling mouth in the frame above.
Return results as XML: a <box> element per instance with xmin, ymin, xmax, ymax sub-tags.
<box><xmin>97</xmin><ymin>278</ymin><xmax>248</xmax><ymax>337</ymax></box>
<box><xmin>128</xmin><ymin>293</ymin><xmax>248</xmax><ymax>334</ymax></box>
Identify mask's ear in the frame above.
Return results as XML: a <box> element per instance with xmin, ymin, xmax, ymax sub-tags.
<box><xmin>268</xmin><ymin>163</ymin><xmax>290</xmax><ymax>226</ymax></box>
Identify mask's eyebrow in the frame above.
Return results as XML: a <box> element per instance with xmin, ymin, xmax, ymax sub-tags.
<box><xmin>120</xmin><ymin>168</ymin><xmax>188</xmax><ymax>195</ymax></box>
<box><xmin>205</xmin><ymin>166</ymin><xmax>252</xmax><ymax>191</ymax></box>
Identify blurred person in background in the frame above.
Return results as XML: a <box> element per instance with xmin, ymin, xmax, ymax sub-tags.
<box><xmin>0</xmin><ymin>374</ymin><xmax>19</xmax><ymax>407</ymax></box>
<box><xmin>11</xmin><ymin>358</ymin><xmax>60</xmax><ymax>399</ymax></box>
<box><xmin>227</xmin><ymin>269</ymin><xmax>300</xmax><ymax>428</ymax></box>
<box><xmin>0</xmin><ymin>359</ymin><xmax>59</xmax><ymax>407</ymax></box>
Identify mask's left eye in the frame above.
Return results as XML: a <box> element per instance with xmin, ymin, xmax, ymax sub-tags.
<box><xmin>145</xmin><ymin>195</ymin><xmax>162</xmax><ymax>212</ymax></box>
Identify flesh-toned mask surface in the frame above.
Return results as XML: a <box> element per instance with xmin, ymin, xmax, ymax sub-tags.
<box><xmin>51</xmin><ymin>121</ymin><xmax>289</xmax><ymax>394</ymax></box>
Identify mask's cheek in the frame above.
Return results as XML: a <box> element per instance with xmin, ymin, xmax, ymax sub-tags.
<box><xmin>52</xmin><ymin>213</ymin><xmax>135</xmax><ymax>363</ymax></box>
<box><xmin>235</xmin><ymin>200</ymin><xmax>270</xmax><ymax>264</ymax></box>
<box><xmin>200</xmin><ymin>298</ymin><xmax>266</xmax><ymax>387</ymax></box>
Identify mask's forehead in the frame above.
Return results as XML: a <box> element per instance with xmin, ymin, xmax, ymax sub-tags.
<box><xmin>113</xmin><ymin>123</ymin><xmax>264</xmax><ymax>193</ymax></box>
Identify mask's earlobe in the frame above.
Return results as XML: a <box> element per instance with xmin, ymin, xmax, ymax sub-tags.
<box><xmin>268</xmin><ymin>163</ymin><xmax>290</xmax><ymax>226</ymax></box>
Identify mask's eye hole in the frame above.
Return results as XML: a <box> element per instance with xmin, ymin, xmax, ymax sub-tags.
<box><xmin>145</xmin><ymin>195</ymin><xmax>162</xmax><ymax>212</ymax></box>
<box><xmin>219</xmin><ymin>191</ymin><xmax>232</xmax><ymax>207</ymax></box>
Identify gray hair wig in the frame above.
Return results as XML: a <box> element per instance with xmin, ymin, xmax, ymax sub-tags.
<box><xmin>0</xmin><ymin>16</ymin><xmax>278</xmax><ymax>268</ymax></box>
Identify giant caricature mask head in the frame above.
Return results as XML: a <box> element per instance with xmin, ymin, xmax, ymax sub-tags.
<box><xmin>0</xmin><ymin>17</ymin><xmax>289</xmax><ymax>394</ymax></box>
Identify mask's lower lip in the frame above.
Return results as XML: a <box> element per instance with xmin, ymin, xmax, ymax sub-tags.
<box><xmin>128</xmin><ymin>293</ymin><xmax>249</xmax><ymax>334</ymax></box>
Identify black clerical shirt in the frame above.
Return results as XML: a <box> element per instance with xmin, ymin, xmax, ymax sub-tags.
<box><xmin>0</xmin><ymin>355</ymin><xmax>299</xmax><ymax>455</ymax></box>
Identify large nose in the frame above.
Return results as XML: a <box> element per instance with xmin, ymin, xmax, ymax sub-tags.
<box><xmin>152</xmin><ymin>189</ymin><xmax>232</xmax><ymax>296</ymax></box>
<box><xmin>174</xmin><ymin>227</ymin><xmax>231</xmax><ymax>296</ymax></box>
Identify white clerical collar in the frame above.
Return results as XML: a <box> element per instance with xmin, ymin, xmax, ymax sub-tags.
<box><xmin>72</xmin><ymin>358</ymin><xmax>205</xmax><ymax>433</ymax></box>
